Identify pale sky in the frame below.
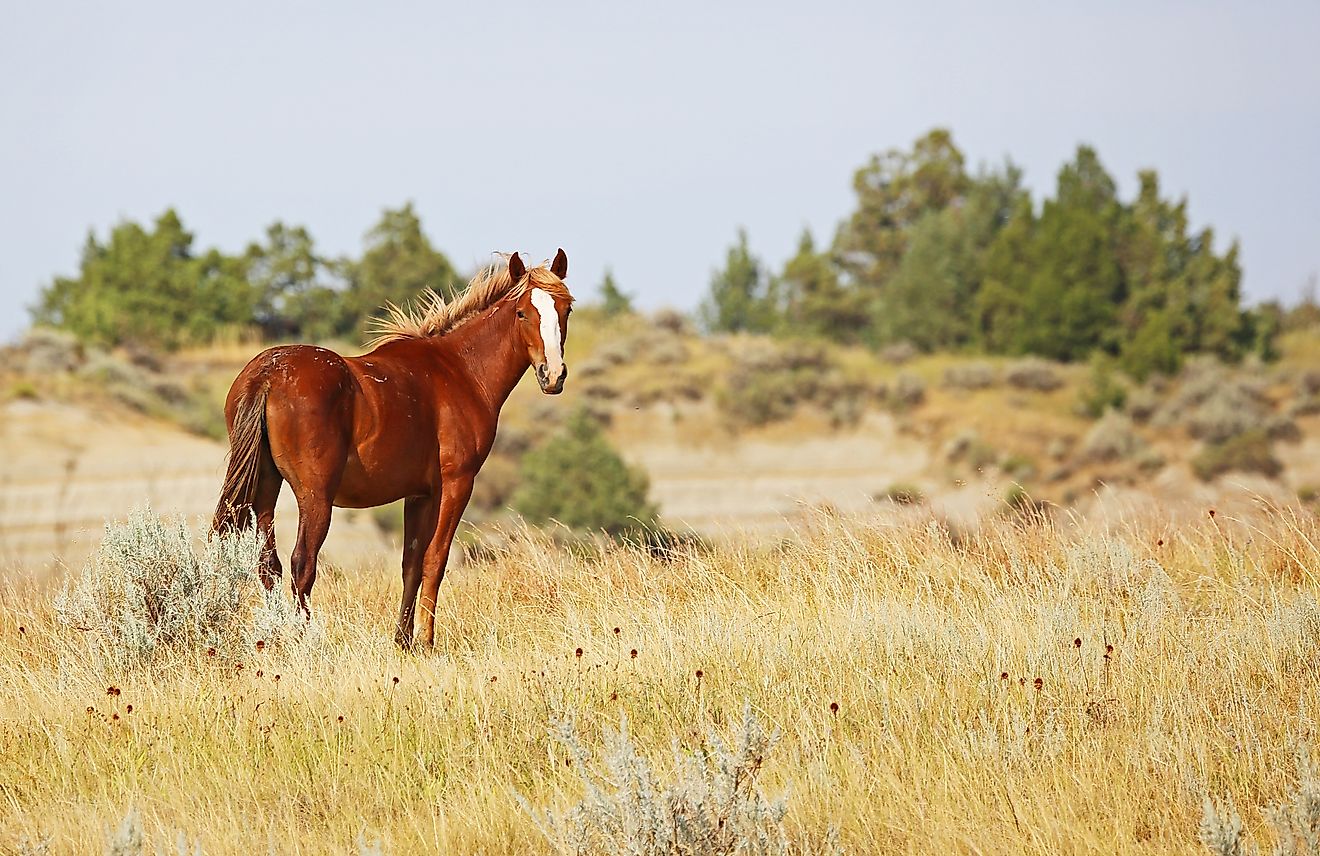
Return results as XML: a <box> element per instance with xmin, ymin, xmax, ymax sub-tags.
<box><xmin>2</xmin><ymin>1</ymin><xmax>1317</xmax><ymax>342</ymax></box>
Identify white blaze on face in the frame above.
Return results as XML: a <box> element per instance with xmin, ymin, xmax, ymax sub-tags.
<box><xmin>530</xmin><ymin>288</ymin><xmax>563</xmax><ymax>379</ymax></box>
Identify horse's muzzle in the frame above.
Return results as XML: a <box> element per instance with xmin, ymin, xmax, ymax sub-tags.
<box><xmin>537</xmin><ymin>363</ymin><xmax>567</xmax><ymax>395</ymax></box>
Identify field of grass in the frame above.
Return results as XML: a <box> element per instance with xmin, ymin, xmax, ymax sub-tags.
<box><xmin>3</xmin><ymin>502</ymin><xmax>1320</xmax><ymax>854</ymax></box>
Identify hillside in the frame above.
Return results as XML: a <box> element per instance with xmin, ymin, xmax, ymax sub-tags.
<box><xmin>3</xmin><ymin>318</ymin><xmax>1319</xmax><ymax>570</ymax></box>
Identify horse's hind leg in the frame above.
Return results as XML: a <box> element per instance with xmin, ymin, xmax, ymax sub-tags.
<box><xmin>278</xmin><ymin>433</ymin><xmax>346</xmax><ymax>612</ymax></box>
<box><xmin>290</xmin><ymin>489</ymin><xmax>335</xmax><ymax>613</ymax></box>
<box><xmin>254</xmin><ymin>455</ymin><xmax>284</xmax><ymax>590</ymax></box>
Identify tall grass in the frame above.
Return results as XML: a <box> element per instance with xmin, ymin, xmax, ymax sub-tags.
<box><xmin>3</xmin><ymin>503</ymin><xmax>1320</xmax><ymax>853</ymax></box>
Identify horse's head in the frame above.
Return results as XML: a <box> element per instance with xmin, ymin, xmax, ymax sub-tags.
<box><xmin>510</xmin><ymin>249</ymin><xmax>573</xmax><ymax>395</ymax></box>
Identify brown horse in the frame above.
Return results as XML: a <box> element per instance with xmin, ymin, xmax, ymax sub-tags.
<box><xmin>212</xmin><ymin>250</ymin><xmax>573</xmax><ymax>649</ymax></box>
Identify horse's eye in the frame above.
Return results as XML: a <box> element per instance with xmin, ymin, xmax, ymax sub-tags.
<box><xmin>516</xmin><ymin>310</ymin><xmax>526</xmax><ymax>320</ymax></box>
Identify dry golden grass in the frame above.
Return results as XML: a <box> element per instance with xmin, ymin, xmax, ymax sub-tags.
<box><xmin>3</xmin><ymin>504</ymin><xmax>1320</xmax><ymax>854</ymax></box>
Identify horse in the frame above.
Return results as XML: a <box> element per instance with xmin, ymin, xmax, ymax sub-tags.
<box><xmin>212</xmin><ymin>249</ymin><xmax>574</xmax><ymax>649</ymax></box>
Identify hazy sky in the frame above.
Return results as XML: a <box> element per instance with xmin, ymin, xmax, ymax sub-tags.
<box><xmin>2</xmin><ymin>1</ymin><xmax>1317</xmax><ymax>342</ymax></box>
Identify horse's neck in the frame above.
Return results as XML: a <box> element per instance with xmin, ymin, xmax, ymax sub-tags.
<box><xmin>438</xmin><ymin>302</ymin><xmax>529</xmax><ymax>414</ymax></box>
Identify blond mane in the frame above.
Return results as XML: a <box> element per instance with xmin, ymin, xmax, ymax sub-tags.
<box><xmin>367</xmin><ymin>257</ymin><xmax>572</xmax><ymax>345</ymax></box>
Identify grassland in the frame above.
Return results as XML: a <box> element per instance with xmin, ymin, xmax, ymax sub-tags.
<box><xmin>3</xmin><ymin>500</ymin><xmax>1320</xmax><ymax>854</ymax></box>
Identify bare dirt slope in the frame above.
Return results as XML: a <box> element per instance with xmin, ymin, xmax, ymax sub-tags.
<box><xmin>0</xmin><ymin>400</ymin><xmax>387</xmax><ymax>571</ymax></box>
<box><xmin>0</xmin><ymin>400</ymin><xmax>960</xmax><ymax>570</ymax></box>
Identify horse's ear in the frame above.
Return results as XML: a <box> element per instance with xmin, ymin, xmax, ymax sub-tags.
<box><xmin>551</xmin><ymin>248</ymin><xmax>568</xmax><ymax>279</ymax></box>
<box><xmin>507</xmin><ymin>253</ymin><xmax>526</xmax><ymax>282</ymax></box>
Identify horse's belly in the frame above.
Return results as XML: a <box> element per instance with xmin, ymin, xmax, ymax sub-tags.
<box><xmin>333</xmin><ymin>440</ymin><xmax>436</xmax><ymax>508</ymax></box>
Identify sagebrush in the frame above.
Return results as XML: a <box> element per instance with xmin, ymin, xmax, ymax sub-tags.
<box><xmin>53</xmin><ymin>508</ymin><xmax>315</xmax><ymax>669</ymax></box>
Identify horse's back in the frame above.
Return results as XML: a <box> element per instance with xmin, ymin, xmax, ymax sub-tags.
<box><xmin>228</xmin><ymin>344</ymin><xmax>354</xmax><ymax>413</ymax></box>
<box><xmin>226</xmin><ymin>344</ymin><xmax>357</xmax><ymax>453</ymax></box>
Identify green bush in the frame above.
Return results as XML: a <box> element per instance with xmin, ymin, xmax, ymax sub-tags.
<box><xmin>1077</xmin><ymin>354</ymin><xmax>1128</xmax><ymax>418</ymax></box>
<box><xmin>513</xmin><ymin>409</ymin><xmax>658</xmax><ymax>537</ymax></box>
<box><xmin>877</xmin><ymin>483</ymin><xmax>924</xmax><ymax>505</ymax></box>
<box><xmin>1191</xmin><ymin>429</ymin><xmax>1282</xmax><ymax>481</ymax></box>
<box><xmin>999</xmin><ymin>453</ymin><xmax>1038</xmax><ymax>481</ymax></box>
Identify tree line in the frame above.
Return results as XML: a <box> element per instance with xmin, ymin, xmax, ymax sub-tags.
<box><xmin>32</xmin><ymin>203</ymin><xmax>463</xmax><ymax>350</ymax></box>
<box><xmin>31</xmin><ymin>129</ymin><xmax>1293</xmax><ymax>377</ymax></box>
<box><xmin>700</xmin><ymin>129</ymin><xmax>1283</xmax><ymax>378</ymax></box>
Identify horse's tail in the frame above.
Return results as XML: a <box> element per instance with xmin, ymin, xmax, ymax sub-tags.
<box><xmin>211</xmin><ymin>378</ymin><xmax>272</xmax><ymax>535</ymax></box>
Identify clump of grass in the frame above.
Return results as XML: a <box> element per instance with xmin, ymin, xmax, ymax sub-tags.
<box><xmin>1125</xmin><ymin>383</ymin><xmax>1162</xmax><ymax>423</ymax></box>
<box><xmin>8</xmin><ymin>380</ymin><xmax>40</xmax><ymax>401</ymax></box>
<box><xmin>1001</xmin><ymin>484</ymin><xmax>1047</xmax><ymax>519</ymax></box>
<box><xmin>370</xmin><ymin>500</ymin><xmax>405</xmax><ymax>536</ymax></box>
<box><xmin>105</xmin><ymin>808</ymin><xmax>144</xmax><ymax>856</ymax></box>
<box><xmin>1199</xmin><ymin>795</ymin><xmax>1247</xmax><ymax>856</ymax></box>
<box><xmin>944</xmin><ymin>430</ymin><xmax>998</xmax><ymax>471</ymax></box>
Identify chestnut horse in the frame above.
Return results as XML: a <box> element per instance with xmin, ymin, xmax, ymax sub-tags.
<box><xmin>212</xmin><ymin>250</ymin><xmax>573</xmax><ymax>649</ymax></box>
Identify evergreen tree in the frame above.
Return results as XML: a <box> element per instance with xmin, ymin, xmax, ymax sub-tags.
<box><xmin>344</xmin><ymin>203</ymin><xmax>460</xmax><ymax>337</ymax></box>
<box><xmin>242</xmin><ymin>222</ymin><xmax>350</xmax><ymax>340</ymax></box>
<box><xmin>33</xmin><ymin>209</ymin><xmax>253</xmax><ymax>350</ymax></box>
<box><xmin>598</xmin><ymin>268</ymin><xmax>634</xmax><ymax>317</ymax></box>
<box><xmin>833</xmin><ymin>128</ymin><xmax>969</xmax><ymax>295</ymax></box>
<box><xmin>777</xmin><ymin>229</ymin><xmax>867</xmax><ymax>340</ymax></box>
<box><xmin>878</xmin><ymin>162</ymin><xmax>1028</xmax><ymax>350</ymax></box>
<box><xmin>973</xmin><ymin>194</ymin><xmax>1037</xmax><ymax>353</ymax></box>
<box><xmin>512</xmin><ymin>409</ymin><xmax>657</xmax><ymax>537</ymax></box>
<box><xmin>1012</xmin><ymin>146</ymin><xmax>1126</xmax><ymax>360</ymax></box>
<box><xmin>699</xmin><ymin>229</ymin><xmax>779</xmax><ymax>333</ymax></box>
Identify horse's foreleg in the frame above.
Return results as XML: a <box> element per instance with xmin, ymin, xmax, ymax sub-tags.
<box><xmin>395</xmin><ymin>496</ymin><xmax>440</xmax><ymax>650</ymax></box>
<box><xmin>416</xmin><ymin>475</ymin><xmax>475</xmax><ymax>650</ymax></box>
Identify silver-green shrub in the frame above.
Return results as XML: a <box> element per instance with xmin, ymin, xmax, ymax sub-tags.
<box><xmin>1080</xmin><ymin>409</ymin><xmax>1146</xmax><ymax>463</ymax></box>
<box><xmin>1200</xmin><ymin>746</ymin><xmax>1320</xmax><ymax>856</ymax></box>
<box><xmin>524</xmin><ymin>704</ymin><xmax>795</xmax><ymax>856</ymax></box>
<box><xmin>54</xmin><ymin>508</ymin><xmax>310</xmax><ymax>669</ymax></box>
<box><xmin>104</xmin><ymin>808</ymin><xmax>144</xmax><ymax>856</ymax></box>
<box><xmin>1200</xmin><ymin>795</ymin><xmax>1249</xmax><ymax>856</ymax></box>
<box><xmin>943</xmin><ymin>362</ymin><xmax>997</xmax><ymax>390</ymax></box>
<box><xmin>1005</xmin><ymin>357</ymin><xmax>1063</xmax><ymax>392</ymax></box>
